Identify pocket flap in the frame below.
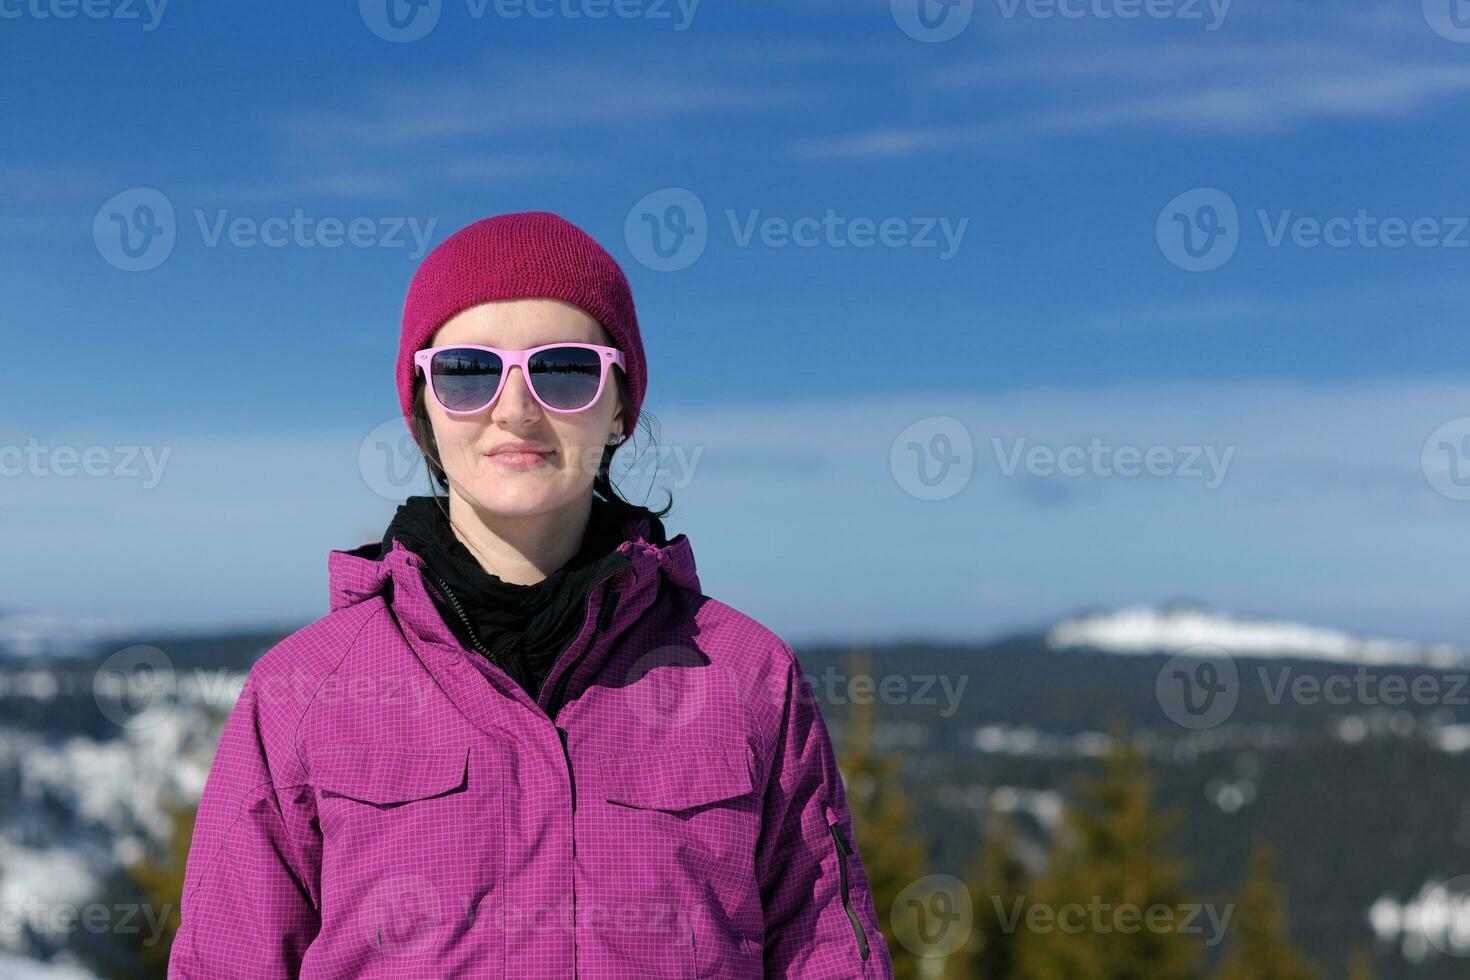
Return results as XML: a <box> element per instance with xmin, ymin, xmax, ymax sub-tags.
<box><xmin>600</xmin><ymin>745</ymin><xmax>755</xmax><ymax>812</ymax></box>
<box><xmin>312</xmin><ymin>744</ymin><xmax>469</xmax><ymax>806</ymax></box>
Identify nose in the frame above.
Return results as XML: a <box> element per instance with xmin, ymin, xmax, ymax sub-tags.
<box><xmin>490</xmin><ymin>365</ymin><xmax>541</xmax><ymax>424</ymax></box>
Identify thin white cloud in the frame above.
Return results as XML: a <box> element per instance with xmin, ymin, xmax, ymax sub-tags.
<box><xmin>796</xmin><ymin>33</ymin><xmax>1470</xmax><ymax>158</ymax></box>
<box><xmin>177</xmin><ymin>154</ymin><xmax>574</xmax><ymax>203</ymax></box>
<box><xmin>279</xmin><ymin>56</ymin><xmax>819</xmax><ymax>150</ymax></box>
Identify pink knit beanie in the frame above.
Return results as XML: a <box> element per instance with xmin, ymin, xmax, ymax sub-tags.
<box><xmin>398</xmin><ymin>210</ymin><xmax>646</xmax><ymax>442</ymax></box>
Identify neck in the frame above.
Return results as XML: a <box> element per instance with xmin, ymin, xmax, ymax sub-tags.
<box><xmin>443</xmin><ymin>486</ymin><xmax>594</xmax><ymax>586</ymax></box>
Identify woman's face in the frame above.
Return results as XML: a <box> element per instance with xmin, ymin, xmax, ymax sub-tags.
<box><xmin>421</xmin><ymin>298</ymin><xmax>624</xmax><ymax>518</ymax></box>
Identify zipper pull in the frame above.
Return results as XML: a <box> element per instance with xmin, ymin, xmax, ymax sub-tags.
<box><xmin>558</xmin><ymin>726</ymin><xmax>576</xmax><ymax>812</ymax></box>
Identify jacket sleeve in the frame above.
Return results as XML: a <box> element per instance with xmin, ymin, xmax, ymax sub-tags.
<box><xmin>169</xmin><ymin>670</ymin><xmax>322</xmax><ymax>979</ymax></box>
<box><xmin>755</xmin><ymin>649</ymin><xmax>895</xmax><ymax>978</ymax></box>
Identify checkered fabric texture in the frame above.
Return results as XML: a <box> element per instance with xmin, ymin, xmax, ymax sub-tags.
<box><xmin>168</xmin><ymin>512</ymin><xmax>894</xmax><ymax>979</ymax></box>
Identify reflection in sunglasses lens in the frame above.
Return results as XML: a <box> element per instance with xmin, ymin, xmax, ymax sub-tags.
<box><xmin>430</xmin><ymin>348</ymin><xmax>503</xmax><ymax>412</ymax></box>
<box><xmin>529</xmin><ymin>346</ymin><xmax>603</xmax><ymax>411</ymax></box>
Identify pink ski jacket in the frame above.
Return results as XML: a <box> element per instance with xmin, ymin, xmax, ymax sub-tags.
<box><xmin>169</xmin><ymin>513</ymin><xmax>894</xmax><ymax>979</ymax></box>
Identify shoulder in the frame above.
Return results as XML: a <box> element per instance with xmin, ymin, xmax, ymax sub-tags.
<box><xmin>685</xmin><ymin>592</ymin><xmax>799</xmax><ymax>673</ymax></box>
<box><xmin>228</xmin><ymin>600</ymin><xmax>390</xmax><ymax>781</ymax></box>
<box><xmin>249</xmin><ymin>597</ymin><xmax>387</xmax><ymax>683</ymax></box>
<box><xmin>676</xmin><ymin>592</ymin><xmax>816</xmax><ymax>731</ymax></box>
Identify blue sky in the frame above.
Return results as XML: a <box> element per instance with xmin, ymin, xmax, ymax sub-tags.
<box><xmin>4</xmin><ymin>0</ymin><xmax>1470</xmax><ymax>646</ymax></box>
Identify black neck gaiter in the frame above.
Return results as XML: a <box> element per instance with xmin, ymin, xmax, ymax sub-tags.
<box><xmin>380</xmin><ymin>495</ymin><xmax>634</xmax><ymax>701</ymax></box>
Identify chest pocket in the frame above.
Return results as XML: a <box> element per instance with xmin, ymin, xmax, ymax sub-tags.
<box><xmin>309</xmin><ymin>743</ymin><xmax>502</xmax><ymax>972</ymax></box>
<box><xmin>600</xmin><ymin>744</ymin><xmax>755</xmax><ymax>812</ymax></box>
<box><xmin>313</xmin><ymin>743</ymin><xmax>470</xmax><ymax>807</ymax></box>
<box><xmin>595</xmin><ymin>743</ymin><xmax>764</xmax><ymax>978</ymax></box>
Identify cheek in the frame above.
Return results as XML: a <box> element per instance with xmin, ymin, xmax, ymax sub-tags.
<box><xmin>431</xmin><ymin>414</ymin><xmax>482</xmax><ymax>457</ymax></box>
<box><xmin>548</xmin><ymin>404</ymin><xmax>614</xmax><ymax>448</ymax></box>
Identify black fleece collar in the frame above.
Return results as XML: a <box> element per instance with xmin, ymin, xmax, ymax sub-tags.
<box><xmin>380</xmin><ymin>495</ymin><xmax>634</xmax><ymax>700</ymax></box>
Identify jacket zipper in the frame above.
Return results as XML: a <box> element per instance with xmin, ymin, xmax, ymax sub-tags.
<box><xmin>828</xmin><ymin>821</ymin><xmax>871</xmax><ymax>961</ymax></box>
<box><xmin>548</xmin><ymin>578</ymin><xmax>620</xmax><ymax>979</ymax></box>
<box><xmin>422</xmin><ymin>566</ymin><xmax>504</xmax><ymax>669</ymax></box>
<box><xmin>545</xmin><ymin>578</ymin><xmax>622</xmax><ymax>720</ymax></box>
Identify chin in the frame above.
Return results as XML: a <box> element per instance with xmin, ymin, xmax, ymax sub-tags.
<box><xmin>458</xmin><ymin>473</ymin><xmax>576</xmax><ymax>518</ymax></box>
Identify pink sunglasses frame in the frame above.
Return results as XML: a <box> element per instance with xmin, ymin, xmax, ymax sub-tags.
<box><xmin>414</xmin><ymin>342</ymin><xmax>626</xmax><ymax>417</ymax></box>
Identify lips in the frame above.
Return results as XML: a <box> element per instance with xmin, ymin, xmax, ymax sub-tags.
<box><xmin>485</xmin><ymin>445</ymin><xmax>555</xmax><ymax>469</ymax></box>
<box><xmin>486</xmin><ymin>445</ymin><xmax>554</xmax><ymax>457</ymax></box>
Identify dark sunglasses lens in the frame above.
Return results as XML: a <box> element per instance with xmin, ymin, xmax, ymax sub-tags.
<box><xmin>429</xmin><ymin>348</ymin><xmax>503</xmax><ymax>411</ymax></box>
<box><xmin>528</xmin><ymin>346</ymin><xmax>604</xmax><ymax>410</ymax></box>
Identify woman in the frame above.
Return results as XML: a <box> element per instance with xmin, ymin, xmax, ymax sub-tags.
<box><xmin>168</xmin><ymin>211</ymin><xmax>894</xmax><ymax>979</ymax></box>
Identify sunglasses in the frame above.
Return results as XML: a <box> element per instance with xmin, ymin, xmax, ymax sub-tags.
<box><xmin>414</xmin><ymin>342</ymin><xmax>626</xmax><ymax>416</ymax></box>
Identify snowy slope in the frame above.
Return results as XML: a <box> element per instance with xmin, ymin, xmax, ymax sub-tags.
<box><xmin>1046</xmin><ymin>604</ymin><xmax>1468</xmax><ymax>667</ymax></box>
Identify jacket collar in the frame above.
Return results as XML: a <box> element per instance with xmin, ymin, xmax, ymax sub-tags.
<box><xmin>326</xmin><ymin>509</ymin><xmax>701</xmax><ymax>720</ymax></box>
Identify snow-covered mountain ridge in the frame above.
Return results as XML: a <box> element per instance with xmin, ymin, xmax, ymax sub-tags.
<box><xmin>1046</xmin><ymin>604</ymin><xmax>1469</xmax><ymax>668</ymax></box>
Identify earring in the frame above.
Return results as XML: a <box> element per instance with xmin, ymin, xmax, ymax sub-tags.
<box><xmin>607</xmin><ymin>433</ymin><xmax>623</xmax><ymax>446</ymax></box>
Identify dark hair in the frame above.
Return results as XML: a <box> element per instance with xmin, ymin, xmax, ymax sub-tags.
<box><xmin>409</xmin><ymin>366</ymin><xmax>673</xmax><ymax>528</ymax></box>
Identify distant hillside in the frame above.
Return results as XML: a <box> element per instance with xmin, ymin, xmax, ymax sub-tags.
<box><xmin>2</xmin><ymin>604</ymin><xmax>1467</xmax><ymax>977</ymax></box>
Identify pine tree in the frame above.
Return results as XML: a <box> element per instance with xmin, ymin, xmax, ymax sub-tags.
<box><xmin>959</xmin><ymin>810</ymin><xmax>1032</xmax><ymax>979</ymax></box>
<box><xmin>1345</xmin><ymin>945</ymin><xmax>1376</xmax><ymax>980</ymax></box>
<box><xmin>1012</xmin><ymin>727</ymin><xmax>1207</xmax><ymax>980</ymax></box>
<box><xmin>71</xmin><ymin>798</ymin><xmax>195</xmax><ymax>979</ymax></box>
<box><xmin>1213</xmin><ymin>842</ymin><xmax>1322</xmax><ymax>980</ymax></box>
<box><xmin>836</xmin><ymin>646</ymin><xmax>933</xmax><ymax>980</ymax></box>
<box><xmin>129</xmin><ymin>799</ymin><xmax>195</xmax><ymax>974</ymax></box>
